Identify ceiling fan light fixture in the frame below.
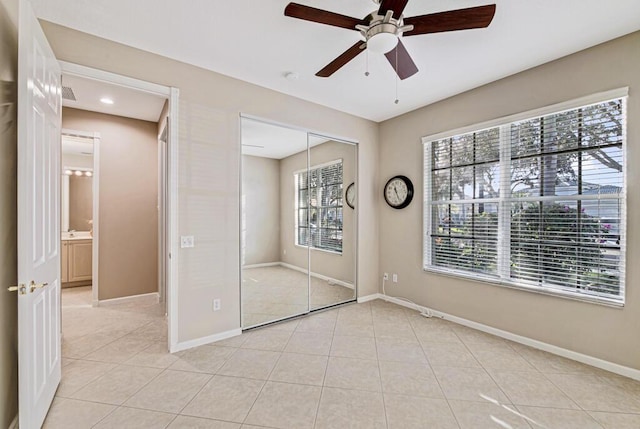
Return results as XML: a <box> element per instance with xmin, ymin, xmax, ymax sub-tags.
<box><xmin>367</xmin><ymin>31</ymin><xmax>398</xmax><ymax>54</ymax></box>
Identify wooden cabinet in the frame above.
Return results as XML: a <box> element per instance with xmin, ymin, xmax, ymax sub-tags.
<box><xmin>61</xmin><ymin>239</ymin><xmax>92</xmax><ymax>284</ymax></box>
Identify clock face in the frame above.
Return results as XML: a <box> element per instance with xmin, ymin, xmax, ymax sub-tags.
<box><xmin>384</xmin><ymin>175</ymin><xmax>414</xmax><ymax>209</ymax></box>
<box><xmin>345</xmin><ymin>183</ymin><xmax>355</xmax><ymax>209</ymax></box>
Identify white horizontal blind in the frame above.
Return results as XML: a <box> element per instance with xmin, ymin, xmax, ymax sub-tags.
<box><xmin>427</xmin><ymin>128</ymin><xmax>502</xmax><ymax>276</ymax></box>
<box><xmin>296</xmin><ymin>160</ymin><xmax>343</xmax><ymax>253</ymax></box>
<box><xmin>424</xmin><ymin>97</ymin><xmax>626</xmax><ymax>304</ymax></box>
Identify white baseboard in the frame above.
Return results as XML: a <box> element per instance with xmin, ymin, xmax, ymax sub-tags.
<box><xmin>357</xmin><ymin>293</ymin><xmax>382</xmax><ymax>303</ymax></box>
<box><xmin>279</xmin><ymin>262</ymin><xmax>354</xmax><ymax>290</ymax></box>
<box><xmin>97</xmin><ymin>292</ymin><xmax>159</xmax><ymax>307</ymax></box>
<box><xmin>242</xmin><ymin>262</ymin><xmax>280</xmax><ymax>269</ymax></box>
<box><xmin>378</xmin><ymin>294</ymin><xmax>640</xmax><ymax>381</ymax></box>
<box><xmin>8</xmin><ymin>414</ymin><xmax>17</xmax><ymax>429</ymax></box>
<box><xmin>171</xmin><ymin>328</ymin><xmax>243</xmax><ymax>353</ymax></box>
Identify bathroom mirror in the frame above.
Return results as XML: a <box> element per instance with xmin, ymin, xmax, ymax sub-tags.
<box><xmin>61</xmin><ymin>134</ymin><xmax>94</xmax><ymax>234</ymax></box>
<box><xmin>240</xmin><ymin>117</ymin><xmax>357</xmax><ymax>329</ymax></box>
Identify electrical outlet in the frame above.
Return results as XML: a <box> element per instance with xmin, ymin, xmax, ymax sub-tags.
<box><xmin>213</xmin><ymin>299</ymin><xmax>221</xmax><ymax>311</ymax></box>
<box><xmin>180</xmin><ymin>235</ymin><xmax>195</xmax><ymax>248</ymax></box>
<box><xmin>383</xmin><ymin>273</ymin><xmax>389</xmax><ymax>280</ymax></box>
<box><xmin>392</xmin><ymin>274</ymin><xmax>398</xmax><ymax>283</ymax></box>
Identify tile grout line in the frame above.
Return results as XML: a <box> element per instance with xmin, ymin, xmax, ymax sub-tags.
<box><xmin>453</xmin><ymin>328</ymin><xmax>520</xmax><ymax>410</ymax></box>
<box><xmin>312</xmin><ymin>305</ymin><xmax>342</xmax><ymax>429</ymax></box>
<box><xmin>239</xmin><ymin>322</ymin><xmax>299</xmax><ymax>426</ymax></box>
<box><xmin>406</xmin><ymin>307</ymin><xmax>463</xmax><ymax>429</ymax></box>
<box><xmin>538</xmin><ymin>370</ymin><xmax>607</xmax><ymax>418</ymax></box>
<box><xmin>374</xmin><ymin>304</ymin><xmax>391</xmax><ymax>429</ymax></box>
<box><xmin>173</xmin><ymin>347</ymin><xmax>238</xmax><ymax>419</ymax></box>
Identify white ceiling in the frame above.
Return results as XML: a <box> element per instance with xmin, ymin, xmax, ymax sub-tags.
<box><xmin>35</xmin><ymin>0</ymin><xmax>640</xmax><ymax>122</ymax></box>
<box><xmin>62</xmin><ymin>74</ymin><xmax>167</xmax><ymax>122</ymax></box>
<box><xmin>242</xmin><ymin>118</ymin><xmax>328</xmax><ymax>159</ymax></box>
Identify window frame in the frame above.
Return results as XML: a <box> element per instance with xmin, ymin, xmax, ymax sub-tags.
<box><xmin>294</xmin><ymin>158</ymin><xmax>344</xmax><ymax>255</ymax></box>
<box><xmin>422</xmin><ymin>88</ymin><xmax>628</xmax><ymax>307</ymax></box>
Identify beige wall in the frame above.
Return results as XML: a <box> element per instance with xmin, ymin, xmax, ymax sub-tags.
<box><xmin>62</xmin><ymin>108</ymin><xmax>159</xmax><ymax>300</ymax></box>
<box><xmin>42</xmin><ymin>21</ymin><xmax>380</xmax><ymax>343</ymax></box>
<box><xmin>280</xmin><ymin>141</ymin><xmax>357</xmax><ymax>284</ymax></box>
<box><xmin>242</xmin><ymin>155</ymin><xmax>281</xmax><ymax>265</ymax></box>
<box><xmin>0</xmin><ymin>0</ymin><xmax>18</xmax><ymax>425</ymax></box>
<box><xmin>379</xmin><ymin>31</ymin><xmax>640</xmax><ymax>370</ymax></box>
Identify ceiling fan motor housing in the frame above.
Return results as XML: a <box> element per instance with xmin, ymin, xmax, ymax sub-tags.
<box><xmin>357</xmin><ymin>11</ymin><xmax>414</xmax><ymax>53</ymax></box>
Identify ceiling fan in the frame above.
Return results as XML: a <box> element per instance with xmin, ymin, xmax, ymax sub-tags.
<box><xmin>284</xmin><ymin>0</ymin><xmax>496</xmax><ymax>80</ymax></box>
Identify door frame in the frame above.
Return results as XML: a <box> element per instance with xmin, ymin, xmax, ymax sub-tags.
<box><xmin>59</xmin><ymin>61</ymin><xmax>180</xmax><ymax>351</ymax></box>
<box><xmin>60</xmin><ymin>129</ymin><xmax>100</xmax><ymax>304</ymax></box>
<box><xmin>158</xmin><ymin>121</ymin><xmax>168</xmax><ymax>312</ymax></box>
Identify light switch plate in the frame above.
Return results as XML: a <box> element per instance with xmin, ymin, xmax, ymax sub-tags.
<box><xmin>181</xmin><ymin>236</ymin><xmax>195</xmax><ymax>248</ymax></box>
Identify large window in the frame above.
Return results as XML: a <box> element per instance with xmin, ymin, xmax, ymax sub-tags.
<box><xmin>296</xmin><ymin>160</ymin><xmax>343</xmax><ymax>253</ymax></box>
<box><xmin>423</xmin><ymin>94</ymin><xmax>626</xmax><ymax>305</ymax></box>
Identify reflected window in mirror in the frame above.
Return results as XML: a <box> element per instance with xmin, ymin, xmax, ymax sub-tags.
<box><xmin>295</xmin><ymin>159</ymin><xmax>343</xmax><ymax>253</ymax></box>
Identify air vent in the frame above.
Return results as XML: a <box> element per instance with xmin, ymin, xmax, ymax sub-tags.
<box><xmin>61</xmin><ymin>86</ymin><xmax>76</xmax><ymax>101</ymax></box>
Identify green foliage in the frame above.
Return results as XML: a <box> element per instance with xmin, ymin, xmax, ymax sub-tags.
<box><xmin>510</xmin><ymin>203</ymin><xmax>616</xmax><ymax>294</ymax></box>
<box><xmin>434</xmin><ymin>211</ymin><xmax>499</xmax><ymax>274</ymax></box>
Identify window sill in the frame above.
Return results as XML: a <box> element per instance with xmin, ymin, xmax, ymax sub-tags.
<box><xmin>422</xmin><ymin>266</ymin><xmax>625</xmax><ymax>308</ymax></box>
<box><xmin>295</xmin><ymin>244</ymin><xmax>342</xmax><ymax>256</ymax></box>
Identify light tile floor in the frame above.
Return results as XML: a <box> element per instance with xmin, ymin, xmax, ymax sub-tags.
<box><xmin>45</xmin><ymin>287</ymin><xmax>640</xmax><ymax>428</ymax></box>
<box><xmin>242</xmin><ymin>265</ymin><xmax>355</xmax><ymax>327</ymax></box>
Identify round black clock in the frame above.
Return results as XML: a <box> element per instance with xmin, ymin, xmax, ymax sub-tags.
<box><xmin>384</xmin><ymin>175</ymin><xmax>414</xmax><ymax>209</ymax></box>
<box><xmin>345</xmin><ymin>182</ymin><xmax>355</xmax><ymax>209</ymax></box>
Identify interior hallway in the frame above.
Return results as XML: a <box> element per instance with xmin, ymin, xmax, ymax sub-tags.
<box><xmin>44</xmin><ymin>287</ymin><xmax>640</xmax><ymax>428</ymax></box>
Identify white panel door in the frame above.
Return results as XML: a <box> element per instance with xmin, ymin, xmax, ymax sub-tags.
<box><xmin>17</xmin><ymin>0</ymin><xmax>62</xmax><ymax>427</ymax></box>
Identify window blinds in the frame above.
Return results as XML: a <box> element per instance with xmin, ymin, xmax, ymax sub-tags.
<box><xmin>296</xmin><ymin>160</ymin><xmax>344</xmax><ymax>253</ymax></box>
<box><xmin>424</xmin><ymin>97</ymin><xmax>625</xmax><ymax>304</ymax></box>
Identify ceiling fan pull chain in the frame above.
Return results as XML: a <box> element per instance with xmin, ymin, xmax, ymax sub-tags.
<box><xmin>365</xmin><ymin>48</ymin><xmax>370</xmax><ymax>77</ymax></box>
<box><xmin>394</xmin><ymin>47</ymin><xmax>399</xmax><ymax>104</ymax></box>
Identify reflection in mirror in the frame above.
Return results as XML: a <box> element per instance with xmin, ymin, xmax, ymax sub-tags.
<box><xmin>241</xmin><ymin>118</ymin><xmax>309</xmax><ymax>328</ymax></box>
<box><xmin>307</xmin><ymin>134</ymin><xmax>356</xmax><ymax>309</ymax></box>
<box><xmin>61</xmin><ymin>135</ymin><xmax>94</xmax><ymax>235</ymax></box>
<box><xmin>240</xmin><ymin>118</ymin><xmax>358</xmax><ymax>328</ymax></box>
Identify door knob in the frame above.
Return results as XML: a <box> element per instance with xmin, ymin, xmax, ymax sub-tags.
<box><xmin>29</xmin><ymin>281</ymin><xmax>48</xmax><ymax>293</ymax></box>
<box><xmin>8</xmin><ymin>284</ymin><xmax>27</xmax><ymax>295</ymax></box>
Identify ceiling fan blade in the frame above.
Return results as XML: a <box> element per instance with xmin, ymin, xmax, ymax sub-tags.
<box><xmin>377</xmin><ymin>0</ymin><xmax>409</xmax><ymax>19</ymax></box>
<box><xmin>385</xmin><ymin>40</ymin><xmax>418</xmax><ymax>80</ymax></box>
<box><xmin>285</xmin><ymin>3</ymin><xmax>365</xmax><ymax>31</ymax></box>
<box><xmin>403</xmin><ymin>4</ymin><xmax>496</xmax><ymax>36</ymax></box>
<box><xmin>316</xmin><ymin>42</ymin><xmax>365</xmax><ymax>78</ymax></box>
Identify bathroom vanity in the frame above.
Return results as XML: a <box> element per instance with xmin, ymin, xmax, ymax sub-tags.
<box><xmin>61</xmin><ymin>234</ymin><xmax>92</xmax><ymax>287</ymax></box>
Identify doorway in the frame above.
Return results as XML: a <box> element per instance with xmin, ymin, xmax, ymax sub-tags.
<box><xmin>58</xmin><ymin>62</ymin><xmax>178</xmax><ymax>350</ymax></box>
<box><xmin>240</xmin><ymin>116</ymin><xmax>358</xmax><ymax>329</ymax></box>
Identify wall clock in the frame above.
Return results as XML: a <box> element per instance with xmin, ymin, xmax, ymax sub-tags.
<box><xmin>384</xmin><ymin>175</ymin><xmax>414</xmax><ymax>209</ymax></box>
<box><xmin>345</xmin><ymin>182</ymin><xmax>355</xmax><ymax>209</ymax></box>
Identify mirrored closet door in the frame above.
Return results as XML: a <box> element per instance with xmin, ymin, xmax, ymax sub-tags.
<box><xmin>240</xmin><ymin>118</ymin><xmax>357</xmax><ymax>329</ymax></box>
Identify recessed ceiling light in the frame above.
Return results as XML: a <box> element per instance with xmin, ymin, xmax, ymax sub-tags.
<box><xmin>100</xmin><ymin>97</ymin><xmax>114</xmax><ymax>105</ymax></box>
<box><xmin>284</xmin><ymin>72</ymin><xmax>299</xmax><ymax>81</ymax></box>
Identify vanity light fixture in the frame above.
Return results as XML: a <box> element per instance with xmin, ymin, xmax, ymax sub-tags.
<box><xmin>65</xmin><ymin>169</ymin><xmax>93</xmax><ymax>176</ymax></box>
<box><xmin>100</xmin><ymin>97</ymin><xmax>114</xmax><ymax>105</ymax></box>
